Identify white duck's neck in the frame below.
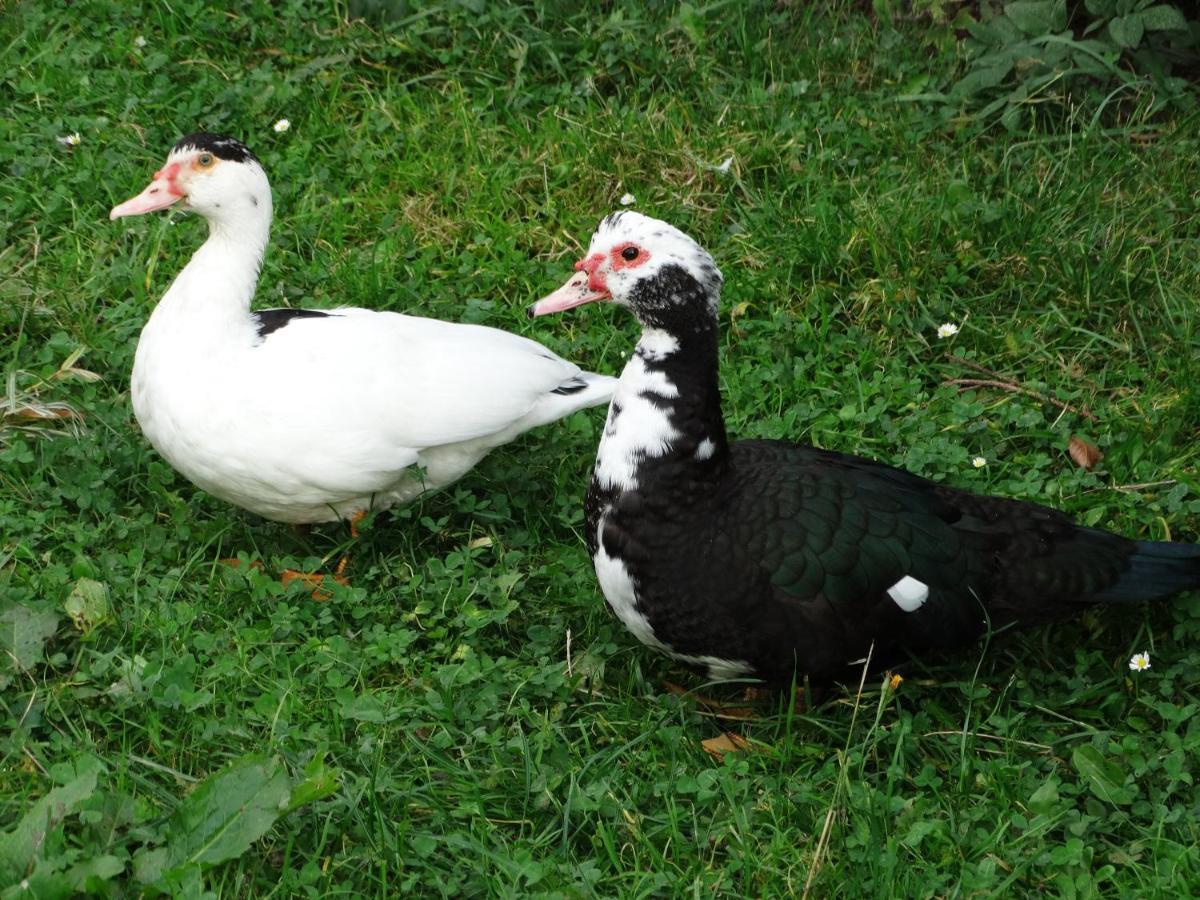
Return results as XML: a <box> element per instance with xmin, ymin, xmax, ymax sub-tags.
<box><xmin>152</xmin><ymin>199</ymin><xmax>273</xmax><ymax>340</ymax></box>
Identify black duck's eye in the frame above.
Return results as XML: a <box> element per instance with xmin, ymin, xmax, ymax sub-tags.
<box><xmin>621</xmin><ymin>246</ymin><xmax>639</xmax><ymax>261</ymax></box>
<box><xmin>197</xmin><ymin>153</ymin><xmax>214</xmax><ymax>167</ymax></box>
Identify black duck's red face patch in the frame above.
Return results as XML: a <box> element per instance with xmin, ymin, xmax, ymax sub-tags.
<box><xmin>611</xmin><ymin>242</ymin><xmax>650</xmax><ymax>272</ymax></box>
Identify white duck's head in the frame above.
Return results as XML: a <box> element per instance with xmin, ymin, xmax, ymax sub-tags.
<box><xmin>110</xmin><ymin>133</ymin><xmax>271</xmax><ymax>228</ymax></box>
<box><xmin>529</xmin><ymin>211</ymin><xmax>723</xmax><ymax>330</ymax></box>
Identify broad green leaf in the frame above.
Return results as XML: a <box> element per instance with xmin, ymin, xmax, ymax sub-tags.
<box><xmin>63</xmin><ymin>578</ymin><xmax>110</xmax><ymax>636</ymax></box>
<box><xmin>0</xmin><ymin>758</ymin><xmax>101</xmax><ymax>887</ymax></box>
<box><xmin>1028</xmin><ymin>778</ymin><xmax>1061</xmax><ymax>816</ymax></box>
<box><xmin>1140</xmin><ymin>4</ymin><xmax>1187</xmax><ymax>30</ymax></box>
<box><xmin>955</xmin><ymin>64</ymin><xmax>1012</xmax><ymax>98</ymax></box>
<box><xmin>1108</xmin><ymin>14</ymin><xmax>1145</xmax><ymax>48</ymax></box>
<box><xmin>65</xmin><ymin>855</ymin><xmax>124</xmax><ymax>891</ymax></box>
<box><xmin>159</xmin><ymin>863</ymin><xmax>206</xmax><ymax>900</ymax></box>
<box><xmin>967</xmin><ymin>16</ymin><xmax>1025</xmax><ymax>48</ymax></box>
<box><xmin>338</xmin><ymin>690</ymin><xmax>400</xmax><ymax>723</ymax></box>
<box><xmin>1005</xmin><ymin>0</ymin><xmax>1067</xmax><ymax>34</ymax></box>
<box><xmin>1072</xmin><ymin>745</ymin><xmax>1134</xmax><ymax>806</ymax></box>
<box><xmin>131</xmin><ymin>847</ymin><xmax>168</xmax><ymax>886</ymax></box>
<box><xmin>284</xmin><ymin>755</ymin><xmax>339</xmax><ymax>814</ymax></box>
<box><xmin>0</xmin><ymin>869</ymin><xmax>74</xmax><ymax>900</ymax></box>
<box><xmin>1000</xmin><ymin>101</ymin><xmax>1025</xmax><ymax>132</ymax></box>
<box><xmin>897</xmin><ymin>73</ymin><xmax>931</xmax><ymax>96</ymax></box>
<box><xmin>0</xmin><ymin>604</ymin><xmax>59</xmax><ymax>676</ymax></box>
<box><xmin>953</xmin><ymin>58</ymin><xmax>1016</xmax><ymax>98</ymax></box>
<box><xmin>159</xmin><ymin>756</ymin><xmax>290</xmax><ymax>880</ymax></box>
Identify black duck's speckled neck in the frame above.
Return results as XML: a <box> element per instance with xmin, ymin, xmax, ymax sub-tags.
<box><xmin>590</xmin><ymin>265</ymin><xmax>729</xmax><ymax>509</ymax></box>
<box><xmin>637</xmin><ymin>323</ymin><xmax>729</xmax><ymax>472</ymax></box>
<box><xmin>632</xmin><ymin>265</ymin><xmax>728</xmax><ymax>470</ymax></box>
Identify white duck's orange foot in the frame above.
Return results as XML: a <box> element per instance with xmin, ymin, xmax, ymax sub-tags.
<box><xmin>280</xmin><ymin>569</ymin><xmax>349</xmax><ymax>602</ymax></box>
<box><xmin>279</xmin><ymin>510</ymin><xmax>366</xmax><ymax>599</ymax></box>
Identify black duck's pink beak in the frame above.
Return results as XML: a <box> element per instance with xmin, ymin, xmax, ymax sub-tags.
<box><xmin>528</xmin><ymin>269</ymin><xmax>611</xmax><ymax>318</ymax></box>
<box><xmin>110</xmin><ymin>171</ymin><xmax>185</xmax><ymax>220</ymax></box>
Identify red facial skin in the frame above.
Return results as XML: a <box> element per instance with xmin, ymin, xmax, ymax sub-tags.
<box><xmin>575</xmin><ymin>243</ymin><xmax>650</xmax><ymax>292</ymax></box>
<box><xmin>152</xmin><ymin>162</ymin><xmax>186</xmax><ymax>197</ymax></box>
<box><xmin>528</xmin><ymin>239</ymin><xmax>654</xmax><ymax>317</ymax></box>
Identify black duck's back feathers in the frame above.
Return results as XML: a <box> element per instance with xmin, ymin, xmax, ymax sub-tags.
<box><xmin>598</xmin><ymin>435</ymin><xmax>1200</xmax><ymax>683</ymax></box>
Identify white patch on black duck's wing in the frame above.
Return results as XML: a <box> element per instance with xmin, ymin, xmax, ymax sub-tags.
<box><xmin>886</xmin><ymin>575</ymin><xmax>930</xmax><ymax>612</ymax></box>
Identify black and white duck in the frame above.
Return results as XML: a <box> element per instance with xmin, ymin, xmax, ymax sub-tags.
<box><xmin>109</xmin><ymin>133</ymin><xmax>614</xmax><ymax>536</ymax></box>
<box><xmin>530</xmin><ymin>210</ymin><xmax>1200</xmax><ymax>683</ymax></box>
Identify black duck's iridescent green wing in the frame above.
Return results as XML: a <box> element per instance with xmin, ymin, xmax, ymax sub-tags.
<box><xmin>720</xmin><ymin>444</ymin><xmax>975</xmax><ymax>663</ymax></box>
<box><xmin>721</xmin><ymin>441</ymin><xmax>1155</xmax><ymax>674</ymax></box>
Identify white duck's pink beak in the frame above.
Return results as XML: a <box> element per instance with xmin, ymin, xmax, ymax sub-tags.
<box><xmin>109</xmin><ymin>174</ymin><xmax>185</xmax><ymax>220</ymax></box>
<box><xmin>528</xmin><ymin>269</ymin><xmax>611</xmax><ymax>317</ymax></box>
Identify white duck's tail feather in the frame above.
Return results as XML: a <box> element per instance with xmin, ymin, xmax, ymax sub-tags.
<box><xmin>524</xmin><ymin>371</ymin><xmax>617</xmax><ymax>428</ymax></box>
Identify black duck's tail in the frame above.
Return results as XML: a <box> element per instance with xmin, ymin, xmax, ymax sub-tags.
<box><xmin>1096</xmin><ymin>539</ymin><xmax>1200</xmax><ymax>603</ymax></box>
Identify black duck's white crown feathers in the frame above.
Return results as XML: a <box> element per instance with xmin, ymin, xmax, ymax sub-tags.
<box><xmin>592</xmin><ymin>211</ymin><xmax>724</xmax><ymax>297</ymax></box>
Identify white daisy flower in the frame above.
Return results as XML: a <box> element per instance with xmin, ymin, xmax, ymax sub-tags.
<box><xmin>936</xmin><ymin>323</ymin><xmax>960</xmax><ymax>339</ymax></box>
<box><xmin>273</xmin><ymin>119</ymin><xmax>291</xmax><ymax>133</ymax></box>
<box><xmin>619</xmin><ymin>192</ymin><xmax>636</xmax><ymax>206</ymax></box>
<box><xmin>1128</xmin><ymin>651</ymin><xmax>1151</xmax><ymax>672</ymax></box>
<box><xmin>972</xmin><ymin>457</ymin><xmax>986</xmax><ymax>468</ymax></box>
<box><xmin>134</xmin><ymin>35</ymin><xmax>147</xmax><ymax>48</ymax></box>
<box><xmin>57</xmin><ymin>132</ymin><xmax>82</xmax><ymax>148</ymax></box>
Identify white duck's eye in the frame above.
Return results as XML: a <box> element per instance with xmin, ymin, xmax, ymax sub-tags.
<box><xmin>197</xmin><ymin>153</ymin><xmax>214</xmax><ymax>168</ymax></box>
<box><xmin>621</xmin><ymin>246</ymin><xmax>639</xmax><ymax>261</ymax></box>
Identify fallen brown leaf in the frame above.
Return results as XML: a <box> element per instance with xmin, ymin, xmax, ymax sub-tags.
<box><xmin>701</xmin><ymin>732</ymin><xmax>752</xmax><ymax>760</ymax></box>
<box><xmin>1068</xmin><ymin>435</ymin><xmax>1103</xmax><ymax>470</ymax></box>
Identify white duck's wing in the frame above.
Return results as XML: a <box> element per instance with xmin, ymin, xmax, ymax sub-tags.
<box><xmin>243</xmin><ymin>307</ymin><xmax>610</xmax><ymax>449</ymax></box>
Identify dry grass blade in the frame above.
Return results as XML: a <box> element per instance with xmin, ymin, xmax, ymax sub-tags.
<box><xmin>7</xmin><ymin>402</ymin><xmax>81</xmax><ymax>421</ymax></box>
<box><xmin>944</xmin><ymin>356</ymin><xmax>1098</xmax><ymax>422</ymax></box>
<box><xmin>661</xmin><ymin>680</ymin><xmax>758</xmax><ymax>721</ymax></box>
<box><xmin>802</xmin><ymin>644</ymin><xmax>875</xmax><ymax>900</ymax></box>
<box><xmin>945</xmin><ymin>378</ymin><xmax>1098</xmax><ymax>422</ymax></box>
<box><xmin>1</xmin><ymin>370</ymin><xmax>85</xmax><ymax>444</ymax></box>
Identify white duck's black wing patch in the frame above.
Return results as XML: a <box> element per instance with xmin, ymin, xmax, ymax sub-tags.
<box><xmin>172</xmin><ymin>132</ymin><xmax>258</xmax><ymax>164</ymax></box>
<box><xmin>551</xmin><ymin>376</ymin><xmax>590</xmax><ymax>395</ymax></box>
<box><xmin>253</xmin><ymin>308</ymin><xmax>334</xmax><ymax>338</ymax></box>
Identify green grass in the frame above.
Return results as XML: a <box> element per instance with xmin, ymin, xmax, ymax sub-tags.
<box><xmin>3</xmin><ymin>0</ymin><xmax>1200</xmax><ymax>895</ymax></box>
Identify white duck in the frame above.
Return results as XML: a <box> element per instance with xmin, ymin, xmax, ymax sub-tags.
<box><xmin>110</xmin><ymin>132</ymin><xmax>614</xmax><ymax>527</ymax></box>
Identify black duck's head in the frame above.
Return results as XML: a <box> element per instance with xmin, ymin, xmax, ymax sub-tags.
<box><xmin>530</xmin><ymin>211</ymin><xmax>723</xmax><ymax>332</ymax></box>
